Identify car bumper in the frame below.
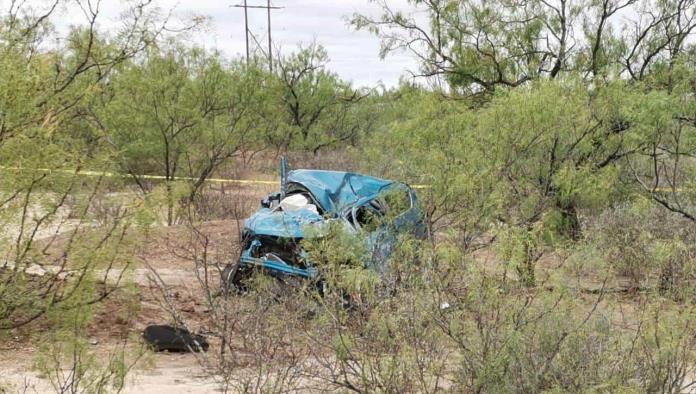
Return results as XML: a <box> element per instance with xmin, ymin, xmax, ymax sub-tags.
<box><xmin>239</xmin><ymin>245</ymin><xmax>318</xmax><ymax>279</ymax></box>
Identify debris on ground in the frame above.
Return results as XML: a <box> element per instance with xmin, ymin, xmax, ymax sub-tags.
<box><xmin>143</xmin><ymin>325</ymin><xmax>208</xmax><ymax>353</ymax></box>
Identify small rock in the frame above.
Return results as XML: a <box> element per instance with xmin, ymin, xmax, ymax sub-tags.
<box><xmin>88</xmin><ymin>338</ymin><xmax>99</xmax><ymax>345</ymax></box>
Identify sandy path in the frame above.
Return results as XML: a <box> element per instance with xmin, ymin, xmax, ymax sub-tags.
<box><xmin>124</xmin><ymin>354</ymin><xmax>221</xmax><ymax>394</ymax></box>
<box><xmin>1</xmin><ymin>353</ymin><xmax>221</xmax><ymax>394</ymax></box>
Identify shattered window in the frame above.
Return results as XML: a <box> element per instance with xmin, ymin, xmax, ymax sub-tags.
<box><xmin>355</xmin><ymin>205</ymin><xmax>383</xmax><ymax>233</ymax></box>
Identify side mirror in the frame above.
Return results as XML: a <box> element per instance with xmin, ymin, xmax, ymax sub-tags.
<box><xmin>261</xmin><ymin>199</ymin><xmax>270</xmax><ymax>208</ymax></box>
<box><xmin>261</xmin><ymin>192</ymin><xmax>281</xmax><ymax>208</ymax></box>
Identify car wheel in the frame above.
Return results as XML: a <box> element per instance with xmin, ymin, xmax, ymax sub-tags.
<box><xmin>221</xmin><ymin>263</ymin><xmax>247</xmax><ymax>295</ymax></box>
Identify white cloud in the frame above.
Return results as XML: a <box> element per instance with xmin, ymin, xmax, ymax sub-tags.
<box><xmin>30</xmin><ymin>0</ymin><xmax>423</xmax><ymax>87</ymax></box>
<box><xmin>195</xmin><ymin>0</ymin><xmax>421</xmax><ymax>87</ymax></box>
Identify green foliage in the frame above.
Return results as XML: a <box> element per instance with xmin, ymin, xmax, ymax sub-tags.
<box><xmin>0</xmin><ymin>3</ymin><xmax>178</xmax><ymax>392</ymax></box>
<box><xmin>104</xmin><ymin>45</ymin><xmax>265</xmax><ymax>177</ymax></box>
<box><xmin>302</xmin><ymin>220</ymin><xmax>379</xmax><ymax>299</ymax></box>
<box><xmin>496</xmin><ymin>223</ymin><xmax>544</xmax><ymax>286</ymax></box>
<box><xmin>299</xmin><ymin>236</ymin><xmax>696</xmax><ymax>393</ymax></box>
<box><xmin>362</xmin><ymin>77</ymin><xmax>648</xmax><ymax>286</ymax></box>
<box><xmin>32</xmin><ymin>277</ymin><xmax>143</xmax><ymax>394</ymax></box>
<box><xmin>3</xmin><ymin>1</ymin><xmax>696</xmax><ymax>392</ymax></box>
<box><xmin>98</xmin><ymin>45</ymin><xmax>270</xmax><ymax>224</ymax></box>
<box><xmin>269</xmin><ymin>43</ymin><xmax>369</xmax><ymax>154</ymax></box>
<box><xmin>353</xmin><ymin>0</ymin><xmax>696</xmax><ymax>95</ymax></box>
<box><xmin>580</xmin><ymin>199</ymin><xmax>696</xmax><ymax>299</ymax></box>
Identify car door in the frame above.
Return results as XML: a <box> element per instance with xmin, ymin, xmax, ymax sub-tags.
<box><xmin>384</xmin><ymin>184</ymin><xmax>427</xmax><ymax>239</ymax></box>
<box><xmin>349</xmin><ymin>202</ymin><xmax>393</xmax><ymax>273</ymax></box>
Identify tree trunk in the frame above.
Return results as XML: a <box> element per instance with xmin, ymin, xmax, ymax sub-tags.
<box><xmin>166</xmin><ymin>181</ymin><xmax>174</xmax><ymax>226</ymax></box>
<box><xmin>558</xmin><ymin>203</ymin><xmax>581</xmax><ymax>240</ymax></box>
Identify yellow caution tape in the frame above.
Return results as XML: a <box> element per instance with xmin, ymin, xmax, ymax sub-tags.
<box><xmin>1</xmin><ymin>166</ymin><xmax>432</xmax><ymax>188</ymax></box>
<box><xmin>654</xmin><ymin>189</ymin><xmax>690</xmax><ymax>193</ymax></box>
<box><xmin>0</xmin><ymin>166</ymin><xmax>279</xmax><ymax>185</ymax></box>
<box><xmin>2</xmin><ymin>166</ymin><xmax>689</xmax><ymax>192</ymax></box>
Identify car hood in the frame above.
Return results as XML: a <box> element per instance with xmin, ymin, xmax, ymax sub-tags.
<box><xmin>244</xmin><ymin>207</ymin><xmax>325</xmax><ymax>238</ymax></box>
<box><xmin>287</xmin><ymin>170</ymin><xmax>394</xmax><ymax>215</ymax></box>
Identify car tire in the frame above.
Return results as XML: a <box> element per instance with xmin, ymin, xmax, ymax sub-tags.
<box><xmin>221</xmin><ymin>263</ymin><xmax>247</xmax><ymax>295</ymax></box>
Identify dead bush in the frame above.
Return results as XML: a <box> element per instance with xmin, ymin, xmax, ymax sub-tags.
<box><xmin>582</xmin><ymin>199</ymin><xmax>696</xmax><ymax>298</ymax></box>
<box><xmin>148</xmin><ymin>206</ymin><xmax>696</xmax><ymax>393</ymax></box>
<box><xmin>191</xmin><ymin>186</ymin><xmax>261</xmax><ymax>222</ymax></box>
<box><xmin>146</xmin><ymin>215</ymin><xmax>310</xmax><ymax>393</ymax></box>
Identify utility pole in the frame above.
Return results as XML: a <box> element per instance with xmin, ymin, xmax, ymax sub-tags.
<box><xmin>231</xmin><ymin>1</ymin><xmax>282</xmax><ymax>71</ymax></box>
<box><xmin>267</xmin><ymin>0</ymin><xmax>273</xmax><ymax>71</ymax></box>
<box><xmin>243</xmin><ymin>0</ymin><xmax>249</xmax><ymax>63</ymax></box>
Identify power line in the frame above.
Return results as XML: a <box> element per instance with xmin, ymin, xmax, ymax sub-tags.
<box><xmin>231</xmin><ymin>1</ymin><xmax>283</xmax><ymax>71</ymax></box>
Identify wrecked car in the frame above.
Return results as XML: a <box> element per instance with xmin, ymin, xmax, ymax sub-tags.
<box><xmin>222</xmin><ymin>158</ymin><xmax>427</xmax><ymax>289</ymax></box>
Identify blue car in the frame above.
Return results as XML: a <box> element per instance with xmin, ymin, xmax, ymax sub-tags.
<box><xmin>222</xmin><ymin>159</ymin><xmax>427</xmax><ymax>289</ymax></box>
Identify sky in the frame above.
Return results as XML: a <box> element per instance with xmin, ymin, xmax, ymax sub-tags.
<box><xmin>183</xmin><ymin>0</ymin><xmax>421</xmax><ymax>87</ymax></box>
<box><xmin>42</xmin><ymin>0</ymin><xmax>423</xmax><ymax>88</ymax></box>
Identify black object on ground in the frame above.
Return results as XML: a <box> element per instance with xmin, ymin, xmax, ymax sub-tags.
<box><xmin>143</xmin><ymin>325</ymin><xmax>209</xmax><ymax>352</ymax></box>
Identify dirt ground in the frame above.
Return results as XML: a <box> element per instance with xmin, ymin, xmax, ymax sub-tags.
<box><xmin>0</xmin><ymin>216</ymin><xmax>238</xmax><ymax>393</ymax></box>
<box><xmin>1</xmin><ymin>351</ymin><xmax>220</xmax><ymax>393</ymax></box>
<box><xmin>2</xmin><ymin>182</ymin><xmax>695</xmax><ymax>393</ymax></box>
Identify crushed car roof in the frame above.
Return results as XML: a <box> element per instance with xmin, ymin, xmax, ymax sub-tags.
<box><xmin>287</xmin><ymin>169</ymin><xmax>395</xmax><ymax>214</ymax></box>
